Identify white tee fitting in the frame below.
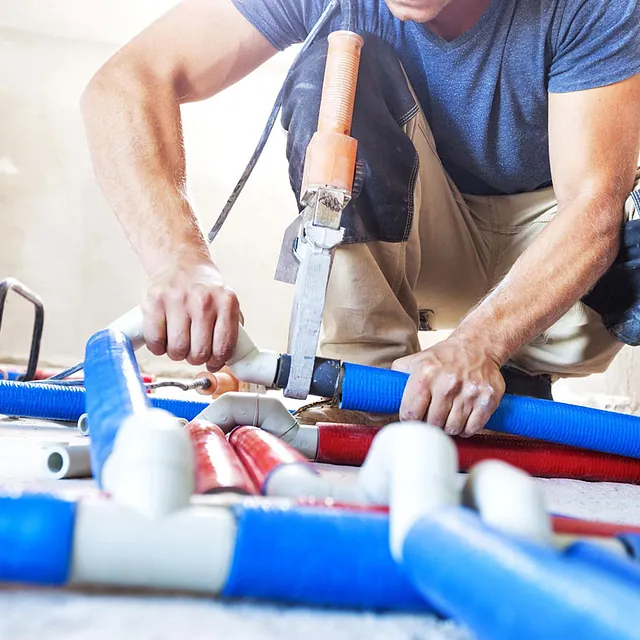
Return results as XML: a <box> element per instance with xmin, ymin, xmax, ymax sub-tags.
<box><xmin>357</xmin><ymin>422</ymin><xmax>460</xmax><ymax>561</ymax></box>
<box><xmin>462</xmin><ymin>459</ymin><xmax>553</xmax><ymax>545</ymax></box>
<box><xmin>102</xmin><ymin>408</ymin><xmax>195</xmax><ymax>519</ymax></box>
<box><xmin>70</xmin><ymin>500</ymin><xmax>236</xmax><ymax>593</ymax></box>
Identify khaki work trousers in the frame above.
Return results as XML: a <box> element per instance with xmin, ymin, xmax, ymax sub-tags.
<box><xmin>320</xmin><ymin>105</ymin><xmax>639</xmax><ymax>378</ymax></box>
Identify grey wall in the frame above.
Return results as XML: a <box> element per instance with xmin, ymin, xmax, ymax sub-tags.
<box><xmin>1</xmin><ymin>1</ymin><xmax>638</xmax><ymax>410</ymax></box>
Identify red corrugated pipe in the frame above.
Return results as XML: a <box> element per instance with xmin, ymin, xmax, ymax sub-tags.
<box><xmin>315</xmin><ymin>423</ymin><xmax>640</xmax><ymax>484</ymax></box>
<box><xmin>229</xmin><ymin>426</ymin><xmax>312</xmax><ymax>494</ymax></box>
<box><xmin>186</xmin><ymin>419</ymin><xmax>257</xmax><ymax>495</ymax></box>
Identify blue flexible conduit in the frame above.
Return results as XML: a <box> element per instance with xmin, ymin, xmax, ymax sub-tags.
<box><xmin>84</xmin><ymin>329</ymin><xmax>151</xmax><ymax>484</ymax></box>
<box><xmin>339</xmin><ymin>363</ymin><xmax>640</xmax><ymax>459</ymax></box>
<box><xmin>564</xmin><ymin>541</ymin><xmax>640</xmax><ymax>590</ymax></box>
<box><xmin>223</xmin><ymin>503</ymin><xmax>427</xmax><ymax>611</ymax></box>
<box><xmin>0</xmin><ymin>380</ymin><xmax>208</xmax><ymax>423</ymax></box>
<box><xmin>402</xmin><ymin>507</ymin><xmax>640</xmax><ymax>640</ymax></box>
<box><xmin>0</xmin><ymin>494</ymin><xmax>76</xmax><ymax>585</ymax></box>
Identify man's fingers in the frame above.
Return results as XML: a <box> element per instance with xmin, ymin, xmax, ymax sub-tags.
<box><xmin>188</xmin><ymin>311</ymin><xmax>215</xmax><ymax>366</ymax></box>
<box><xmin>443</xmin><ymin>396</ymin><xmax>472</xmax><ymax>436</ymax></box>
<box><xmin>212</xmin><ymin>288</ymin><xmax>239</xmax><ymax>365</ymax></box>
<box><xmin>187</xmin><ymin>289</ymin><xmax>215</xmax><ymax>366</ymax></box>
<box><xmin>142</xmin><ymin>301</ymin><xmax>168</xmax><ymax>356</ymax></box>
<box><xmin>391</xmin><ymin>355</ymin><xmax>413</xmax><ymax>373</ymax></box>
<box><xmin>462</xmin><ymin>394</ymin><xmax>499</xmax><ymax>437</ymax></box>
<box><xmin>399</xmin><ymin>374</ymin><xmax>431</xmax><ymax>421</ymax></box>
<box><xmin>166</xmin><ymin>309</ymin><xmax>191</xmax><ymax>361</ymax></box>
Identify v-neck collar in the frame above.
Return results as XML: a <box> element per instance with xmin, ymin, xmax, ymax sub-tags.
<box><xmin>417</xmin><ymin>0</ymin><xmax>502</xmax><ymax>51</ymax></box>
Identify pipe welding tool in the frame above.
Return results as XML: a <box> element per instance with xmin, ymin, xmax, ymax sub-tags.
<box><xmin>275</xmin><ymin>30</ymin><xmax>364</xmax><ymax>399</ymax></box>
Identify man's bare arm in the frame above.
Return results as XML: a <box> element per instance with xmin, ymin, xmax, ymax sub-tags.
<box><xmin>394</xmin><ymin>73</ymin><xmax>640</xmax><ymax>435</ymax></box>
<box><xmin>81</xmin><ymin>0</ymin><xmax>277</xmax><ymax>368</ymax></box>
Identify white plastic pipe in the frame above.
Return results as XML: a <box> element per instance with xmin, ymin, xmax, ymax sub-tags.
<box><xmin>266</xmin><ymin>463</ymin><xmax>366</xmax><ymax>503</ymax></box>
<box><xmin>462</xmin><ymin>459</ymin><xmax>553</xmax><ymax>545</ymax></box>
<box><xmin>109</xmin><ymin>306</ymin><xmax>279</xmax><ymax>387</ymax></box>
<box><xmin>357</xmin><ymin>422</ymin><xmax>459</xmax><ymax>561</ymax></box>
<box><xmin>43</xmin><ymin>444</ymin><xmax>92</xmax><ymax>480</ymax></box>
<box><xmin>102</xmin><ymin>408</ymin><xmax>195</xmax><ymax>519</ymax></box>
<box><xmin>70</xmin><ymin>500</ymin><xmax>236</xmax><ymax>593</ymax></box>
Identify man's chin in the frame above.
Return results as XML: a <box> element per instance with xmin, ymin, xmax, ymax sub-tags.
<box><xmin>385</xmin><ymin>0</ymin><xmax>445</xmax><ymax>22</ymax></box>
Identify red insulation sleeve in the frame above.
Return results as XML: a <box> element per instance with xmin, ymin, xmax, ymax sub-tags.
<box><xmin>229</xmin><ymin>426</ymin><xmax>311</xmax><ymax>493</ymax></box>
<box><xmin>186</xmin><ymin>419</ymin><xmax>257</xmax><ymax>495</ymax></box>
<box><xmin>551</xmin><ymin>515</ymin><xmax>640</xmax><ymax>537</ymax></box>
<box><xmin>315</xmin><ymin>423</ymin><xmax>640</xmax><ymax>484</ymax></box>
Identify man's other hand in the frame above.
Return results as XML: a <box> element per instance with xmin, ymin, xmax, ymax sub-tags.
<box><xmin>141</xmin><ymin>256</ymin><xmax>240</xmax><ymax>372</ymax></box>
<box><xmin>391</xmin><ymin>338</ymin><xmax>505</xmax><ymax>437</ymax></box>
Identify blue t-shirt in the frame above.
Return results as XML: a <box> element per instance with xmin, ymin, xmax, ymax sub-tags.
<box><xmin>231</xmin><ymin>0</ymin><xmax>640</xmax><ymax>195</ymax></box>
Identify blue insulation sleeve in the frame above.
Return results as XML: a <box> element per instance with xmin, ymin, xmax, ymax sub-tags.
<box><xmin>0</xmin><ymin>380</ymin><xmax>85</xmax><ymax>421</ymax></box>
<box><xmin>0</xmin><ymin>380</ymin><xmax>208</xmax><ymax>423</ymax></box>
<box><xmin>84</xmin><ymin>330</ymin><xmax>151</xmax><ymax>485</ymax></box>
<box><xmin>339</xmin><ymin>363</ymin><xmax>640</xmax><ymax>459</ymax></box>
<box><xmin>402</xmin><ymin>507</ymin><xmax>640</xmax><ymax>640</ymax></box>
<box><xmin>340</xmin><ymin>363</ymin><xmax>409</xmax><ymax>413</ymax></box>
<box><xmin>618</xmin><ymin>534</ymin><xmax>640</xmax><ymax>560</ymax></box>
<box><xmin>0</xmin><ymin>494</ymin><xmax>76</xmax><ymax>585</ymax></box>
<box><xmin>222</xmin><ymin>504</ymin><xmax>427</xmax><ymax>611</ymax></box>
<box><xmin>564</xmin><ymin>541</ymin><xmax>640</xmax><ymax>589</ymax></box>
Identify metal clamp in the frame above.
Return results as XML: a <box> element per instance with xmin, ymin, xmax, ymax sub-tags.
<box><xmin>0</xmin><ymin>278</ymin><xmax>45</xmax><ymax>381</ymax></box>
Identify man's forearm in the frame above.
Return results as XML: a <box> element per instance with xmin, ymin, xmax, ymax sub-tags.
<box><xmin>81</xmin><ymin>61</ymin><xmax>211</xmax><ymax>276</ymax></box>
<box><xmin>451</xmin><ymin>194</ymin><xmax>624</xmax><ymax>363</ymax></box>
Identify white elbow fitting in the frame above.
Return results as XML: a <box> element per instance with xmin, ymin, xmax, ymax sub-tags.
<box><xmin>358</xmin><ymin>422</ymin><xmax>459</xmax><ymax>561</ymax></box>
<box><xmin>462</xmin><ymin>459</ymin><xmax>552</xmax><ymax>545</ymax></box>
<box><xmin>102</xmin><ymin>408</ymin><xmax>195</xmax><ymax>519</ymax></box>
<box><xmin>199</xmin><ymin>393</ymin><xmax>299</xmax><ymax>438</ymax></box>
<box><xmin>108</xmin><ymin>306</ymin><xmax>146</xmax><ymax>350</ymax></box>
<box><xmin>226</xmin><ymin>325</ymin><xmax>279</xmax><ymax>387</ymax></box>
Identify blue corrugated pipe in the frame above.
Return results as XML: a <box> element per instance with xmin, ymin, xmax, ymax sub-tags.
<box><xmin>84</xmin><ymin>329</ymin><xmax>150</xmax><ymax>485</ymax></box>
<box><xmin>223</xmin><ymin>503</ymin><xmax>428</xmax><ymax>611</ymax></box>
<box><xmin>339</xmin><ymin>363</ymin><xmax>640</xmax><ymax>459</ymax></box>
<box><xmin>402</xmin><ymin>507</ymin><xmax>640</xmax><ymax>640</ymax></box>
<box><xmin>0</xmin><ymin>380</ymin><xmax>208</xmax><ymax>423</ymax></box>
<box><xmin>565</xmin><ymin>541</ymin><xmax>640</xmax><ymax>589</ymax></box>
<box><xmin>0</xmin><ymin>494</ymin><xmax>76</xmax><ymax>585</ymax></box>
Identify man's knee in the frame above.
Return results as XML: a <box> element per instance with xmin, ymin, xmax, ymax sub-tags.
<box><xmin>280</xmin><ymin>33</ymin><xmax>421</xmax><ymax>243</ymax></box>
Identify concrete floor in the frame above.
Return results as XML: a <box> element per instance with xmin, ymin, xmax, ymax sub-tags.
<box><xmin>2</xmin><ymin>415</ymin><xmax>640</xmax><ymax>639</ymax></box>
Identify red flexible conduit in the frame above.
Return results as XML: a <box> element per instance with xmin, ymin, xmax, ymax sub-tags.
<box><xmin>315</xmin><ymin>423</ymin><xmax>640</xmax><ymax>484</ymax></box>
<box><xmin>229</xmin><ymin>426</ymin><xmax>312</xmax><ymax>493</ymax></box>
<box><xmin>186</xmin><ymin>419</ymin><xmax>257</xmax><ymax>495</ymax></box>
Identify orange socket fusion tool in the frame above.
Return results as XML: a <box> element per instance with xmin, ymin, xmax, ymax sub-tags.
<box><xmin>285</xmin><ymin>31</ymin><xmax>363</xmax><ymax>400</ymax></box>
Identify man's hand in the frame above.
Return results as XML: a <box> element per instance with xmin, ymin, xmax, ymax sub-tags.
<box><xmin>142</xmin><ymin>256</ymin><xmax>240</xmax><ymax>372</ymax></box>
<box><xmin>392</xmin><ymin>337</ymin><xmax>505</xmax><ymax>437</ymax></box>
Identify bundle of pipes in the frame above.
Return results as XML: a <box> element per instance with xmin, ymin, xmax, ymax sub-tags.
<box><xmin>5</xmin><ymin>327</ymin><xmax>640</xmax><ymax>640</ymax></box>
<box><xmin>4</xmin><ymin>309</ymin><xmax>640</xmax><ymax>460</ymax></box>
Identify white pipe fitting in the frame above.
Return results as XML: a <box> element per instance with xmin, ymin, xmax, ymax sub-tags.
<box><xmin>357</xmin><ymin>422</ymin><xmax>459</xmax><ymax>561</ymax></box>
<box><xmin>199</xmin><ymin>393</ymin><xmax>300</xmax><ymax>439</ymax></box>
<box><xmin>43</xmin><ymin>444</ymin><xmax>92</xmax><ymax>480</ymax></box>
<box><xmin>77</xmin><ymin>413</ymin><xmax>90</xmax><ymax>437</ymax></box>
<box><xmin>70</xmin><ymin>500</ymin><xmax>236</xmax><ymax>593</ymax></box>
<box><xmin>109</xmin><ymin>306</ymin><xmax>279</xmax><ymax>387</ymax></box>
<box><xmin>102</xmin><ymin>408</ymin><xmax>195</xmax><ymax>519</ymax></box>
<box><xmin>462</xmin><ymin>459</ymin><xmax>553</xmax><ymax>545</ymax></box>
<box><xmin>266</xmin><ymin>463</ymin><xmax>365</xmax><ymax>503</ymax></box>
